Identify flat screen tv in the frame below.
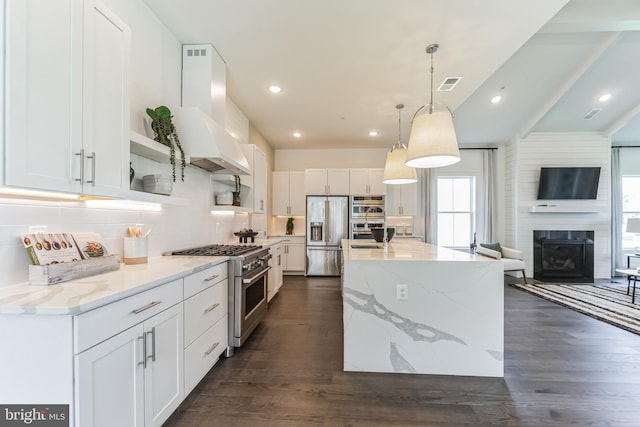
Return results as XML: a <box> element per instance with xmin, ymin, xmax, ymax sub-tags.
<box><xmin>536</xmin><ymin>167</ymin><xmax>601</xmax><ymax>200</ymax></box>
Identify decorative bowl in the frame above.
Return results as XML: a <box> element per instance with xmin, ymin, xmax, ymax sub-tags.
<box><xmin>371</xmin><ymin>227</ymin><xmax>395</xmax><ymax>243</ymax></box>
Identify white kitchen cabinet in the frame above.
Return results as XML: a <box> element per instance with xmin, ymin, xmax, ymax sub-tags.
<box><xmin>282</xmin><ymin>237</ymin><xmax>306</xmax><ymax>274</ymax></box>
<box><xmin>305</xmin><ymin>168</ymin><xmax>349</xmax><ymax>195</ymax></box>
<box><xmin>183</xmin><ymin>263</ymin><xmax>228</xmax><ymax>394</ymax></box>
<box><xmin>349</xmin><ymin>168</ymin><xmax>385</xmax><ymax>195</ymax></box>
<box><xmin>273</xmin><ymin>171</ymin><xmax>305</xmax><ymax>216</ymax></box>
<box><xmin>75</xmin><ymin>300</ymin><xmax>184</xmax><ymax>427</ymax></box>
<box><xmin>4</xmin><ymin>0</ymin><xmax>130</xmax><ymax>197</ymax></box>
<box><xmin>386</xmin><ymin>181</ymin><xmax>418</xmax><ymax>216</ymax></box>
<box><xmin>240</xmin><ymin>144</ymin><xmax>267</xmax><ymax>213</ymax></box>
<box><xmin>267</xmin><ymin>242</ymin><xmax>283</xmax><ymax>301</ymax></box>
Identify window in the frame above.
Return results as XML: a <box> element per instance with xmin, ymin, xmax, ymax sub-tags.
<box><xmin>437</xmin><ymin>176</ymin><xmax>476</xmax><ymax>248</ymax></box>
<box><xmin>622</xmin><ymin>175</ymin><xmax>640</xmax><ymax>251</ymax></box>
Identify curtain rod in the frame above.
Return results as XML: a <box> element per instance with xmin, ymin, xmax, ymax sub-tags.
<box><xmin>612</xmin><ymin>145</ymin><xmax>640</xmax><ymax>149</ymax></box>
<box><xmin>460</xmin><ymin>147</ymin><xmax>498</xmax><ymax>151</ymax></box>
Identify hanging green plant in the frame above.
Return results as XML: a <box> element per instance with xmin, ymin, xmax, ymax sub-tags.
<box><xmin>146</xmin><ymin>105</ymin><xmax>186</xmax><ymax>182</ymax></box>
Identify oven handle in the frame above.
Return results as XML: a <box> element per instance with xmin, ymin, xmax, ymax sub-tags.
<box><xmin>242</xmin><ymin>266</ymin><xmax>271</xmax><ymax>284</ymax></box>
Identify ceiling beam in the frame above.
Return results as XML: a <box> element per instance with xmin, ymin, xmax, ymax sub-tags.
<box><xmin>604</xmin><ymin>104</ymin><xmax>640</xmax><ymax>137</ymax></box>
<box><xmin>518</xmin><ymin>32</ymin><xmax>620</xmax><ymax>139</ymax></box>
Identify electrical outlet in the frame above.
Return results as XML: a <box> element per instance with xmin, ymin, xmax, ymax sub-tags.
<box><xmin>396</xmin><ymin>284</ymin><xmax>408</xmax><ymax>300</ymax></box>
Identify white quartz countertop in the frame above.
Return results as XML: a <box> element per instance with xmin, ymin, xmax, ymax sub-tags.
<box><xmin>0</xmin><ymin>256</ymin><xmax>227</xmax><ymax>315</ymax></box>
<box><xmin>342</xmin><ymin>239</ymin><xmax>498</xmax><ymax>262</ymax></box>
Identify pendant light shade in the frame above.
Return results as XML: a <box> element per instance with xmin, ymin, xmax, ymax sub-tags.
<box><xmin>406</xmin><ymin>43</ymin><xmax>460</xmax><ymax>169</ymax></box>
<box><xmin>383</xmin><ymin>104</ymin><xmax>418</xmax><ymax>184</ymax></box>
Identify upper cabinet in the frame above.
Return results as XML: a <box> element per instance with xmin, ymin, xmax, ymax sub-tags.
<box><xmin>304</xmin><ymin>168</ymin><xmax>349</xmax><ymax>195</ymax></box>
<box><xmin>386</xmin><ymin>182</ymin><xmax>418</xmax><ymax>216</ymax></box>
<box><xmin>273</xmin><ymin>171</ymin><xmax>305</xmax><ymax>216</ymax></box>
<box><xmin>349</xmin><ymin>168</ymin><xmax>385</xmax><ymax>195</ymax></box>
<box><xmin>4</xmin><ymin>0</ymin><xmax>130</xmax><ymax>197</ymax></box>
<box><xmin>240</xmin><ymin>144</ymin><xmax>267</xmax><ymax>213</ymax></box>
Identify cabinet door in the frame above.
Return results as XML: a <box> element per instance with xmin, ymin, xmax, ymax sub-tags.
<box><xmin>82</xmin><ymin>0</ymin><xmax>130</xmax><ymax>197</ymax></box>
<box><xmin>288</xmin><ymin>171</ymin><xmax>306</xmax><ymax>215</ymax></box>
<box><xmin>386</xmin><ymin>185</ymin><xmax>402</xmax><ymax>215</ymax></box>
<box><xmin>368</xmin><ymin>169</ymin><xmax>386</xmax><ymax>196</ymax></box>
<box><xmin>272</xmin><ymin>172</ymin><xmax>291</xmax><ymax>216</ymax></box>
<box><xmin>253</xmin><ymin>147</ymin><xmax>267</xmax><ymax>213</ymax></box>
<box><xmin>4</xmin><ymin>0</ymin><xmax>82</xmax><ymax>193</ymax></box>
<box><xmin>401</xmin><ymin>182</ymin><xmax>418</xmax><ymax>216</ymax></box>
<box><xmin>349</xmin><ymin>169</ymin><xmax>369</xmax><ymax>194</ymax></box>
<box><xmin>284</xmin><ymin>242</ymin><xmax>306</xmax><ymax>272</ymax></box>
<box><xmin>305</xmin><ymin>169</ymin><xmax>328</xmax><ymax>195</ymax></box>
<box><xmin>327</xmin><ymin>169</ymin><xmax>349</xmax><ymax>194</ymax></box>
<box><xmin>75</xmin><ymin>324</ymin><xmax>145</xmax><ymax>427</ymax></box>
<box><xmin>144</xmin><ymin>304</ymin><xmax>184</xmax><ymax>427</ymax></box>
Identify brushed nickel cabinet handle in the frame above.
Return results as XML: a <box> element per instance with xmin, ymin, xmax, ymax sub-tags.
<box><xmin>204</xmin><ymin>303</ymin><xmax>220</xmax><ymax>313</ymax></box>
<box><xmin>204</xmin><ymin>342</ymin><xmax>220</xmax><ymax>356</ymax></box>
<box><xmin>146</xmin><ymin>327</ymin><xmax>156</xmax><ymax>362</ymax></box>
<box><xmin>75</xmin><ymin>149</ymin><xmax>84</xmax><ymax>183</ymax></box>
<box><xmin>204</xmin><ymin>274</ymin><xmax>220</xmax><ymax>282</ymax></box>
<box><xmin>86</xmin><ymin>152</ymin><xmax>96</xmax><ymax>185</ymax></box>
<box><xmin>138</xmin><ymin>335</ymin><xmax>146</xmax><ymax>367</ymax></box>
<box><xmin>131</xmin><ymin>300</ymin><xmax>161</xmax><ymax>314</ymax></box>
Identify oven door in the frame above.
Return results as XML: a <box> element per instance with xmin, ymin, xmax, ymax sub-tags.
<box><xmin>234</xmin><ymin>265</ymin><xmax>270</xmax><ymax>345</ymax></box>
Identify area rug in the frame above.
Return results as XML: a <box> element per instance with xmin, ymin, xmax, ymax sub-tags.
<box><xmin>510</xmin><ymin>282</ymin><xmax>640</xmax><ymax>335</ymax></box>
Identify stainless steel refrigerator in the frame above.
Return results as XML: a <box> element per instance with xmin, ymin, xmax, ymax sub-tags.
<box><xmin>306</xmin><ymin>195</ymin><xmax>349</xmax><ymax>276</ymax></box>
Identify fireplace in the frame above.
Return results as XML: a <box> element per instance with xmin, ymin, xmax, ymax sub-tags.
<box><xmin>533</xmin><ymin>230</ymin><xmax>594</xmax><ymax>283</ymax></box>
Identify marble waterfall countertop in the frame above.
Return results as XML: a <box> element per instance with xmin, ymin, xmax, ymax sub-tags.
<box><xmin>0</xmin><ymin>256</ymin><xmax>226</xmax><ymax>315</ymax></box>
<box><xmin>342</xmin><ymin>238</ymin><xmax>504</xmax><ymax>377</ymax></box>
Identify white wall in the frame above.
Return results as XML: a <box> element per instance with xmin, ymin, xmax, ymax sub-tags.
<box><xmin>506</xmin><ymin>133</ymin><xmax>611</xmax><ymax>279</ymax></box>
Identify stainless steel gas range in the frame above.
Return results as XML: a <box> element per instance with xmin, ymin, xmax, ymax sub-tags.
<box><xmin>169</xmin><ymin>244</ymin><xmax>271</xmax><ymax>356</ymax></box>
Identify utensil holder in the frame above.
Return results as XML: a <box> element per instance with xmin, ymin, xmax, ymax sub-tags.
<box><xmin>123</xmin><ymin>237</ymin><xmax>148</xmax><ymax>264</ymax></box>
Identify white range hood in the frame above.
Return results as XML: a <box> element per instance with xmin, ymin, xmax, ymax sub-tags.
<box><xmin>173</xmin><ymin>107</ymin><xmax>251</xmax><ymax>175</ymax></box>
<box><xmin>178</xmin><ymin>44</ymin><xmax>251</xmax><ymax>175</ymax></box>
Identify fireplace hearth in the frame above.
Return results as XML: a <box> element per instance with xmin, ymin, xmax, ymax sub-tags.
<box><xmin>533</xmin><ymin>230</ymin><xmax>594</xmax><ymax>283</ymax></box>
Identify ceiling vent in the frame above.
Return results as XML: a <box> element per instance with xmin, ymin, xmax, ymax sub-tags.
<box><xmin>583</xmin><ymin>108</ymin><xmax>602</xmax><ymax>120</ymax></box>
<box><xmin>437</xmin><ymin>77</ymin><xmax>462</xmax><ymax>92</ymax></box>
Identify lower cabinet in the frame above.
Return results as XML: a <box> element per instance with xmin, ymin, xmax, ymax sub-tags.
<box><xmin>75</xmin><ymin>299</ymin><xmax>184</xmax><ymax>427</ymax></box>
<box><xmin>283</xmin><ymin>237</ymin><xmax>305</xmax><ymax>274</ymax></box>
<box><xmin>268</xmin><ymin>242</ymin><xmax>283</xmax><ymax>301</ymax></box>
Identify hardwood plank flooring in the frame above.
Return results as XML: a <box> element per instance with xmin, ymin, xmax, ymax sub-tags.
<box><xmin>165</xmin><ymin>276</ymin><xmax>640</xmax><ymax>426</ymax></box>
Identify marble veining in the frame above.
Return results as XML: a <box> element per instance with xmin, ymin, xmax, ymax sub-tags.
<box><xmin>342</xmin><ymin>238</ymin><xmax>504</xmax><ymax>377</ymax></box>
<box><xmin>343</xmin><ymin>287</ymin><xmax>466</xmax><ymax>345</ymax></box>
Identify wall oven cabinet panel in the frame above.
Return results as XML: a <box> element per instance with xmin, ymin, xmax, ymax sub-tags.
<box><xmin>4</xmin><ymin>0</ymin><xmax>129</xmax><ymax>197</ymax></box>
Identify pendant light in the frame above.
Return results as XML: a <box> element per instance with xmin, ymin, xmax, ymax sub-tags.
<box><xmin>383</xmin><ymin>104</ymin><xmax>417</xmax><ymax>184</ymax></box>
<box><xmin>405</xmin><ymin>43</ymin><xmax>460</xmax><ymax>168</ymax></box>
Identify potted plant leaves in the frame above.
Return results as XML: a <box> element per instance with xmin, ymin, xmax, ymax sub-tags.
<box><xmin>146</xmin><ymin>106</ymin><xmax>186</xmax><ymax>182</ymax></box>
<box><xmin>233</xmin><ymin>175</ymin><xmax>241</xmax><ymax>206</ymax></box>
<box><xmin>286</xmin><ymin>217</ymin><xmax>295</xmax><ymax>235</ymax></box>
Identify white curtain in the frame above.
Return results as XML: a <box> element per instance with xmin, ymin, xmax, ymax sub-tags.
<box><xmin>611</xmin><ymin>147</ymin><xmax>624</xmax><ymax>276</ymax></box>
<box><xmin>419</xmin><ymin>168</ymin><xmax>437</xmax><ymax>244</ymax></box>
<box><xmin>482</xmin><ymin>149</ymin><xmax>498</xmax><ymax>242</ymax></box>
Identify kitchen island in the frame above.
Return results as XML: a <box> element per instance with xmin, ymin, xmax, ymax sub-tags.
<box><xmin>342</xmin><ymin>239</ymin><xmax>504</xmax><ymax>377</ymax></box>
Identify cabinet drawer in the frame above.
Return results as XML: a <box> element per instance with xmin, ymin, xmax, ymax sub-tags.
<box><xmin>183</xmin><ymin>280</ymin><xmax>228</xmax><ymax>347</ymax></box>
<box><xmin>184</xmin><ymin>263</ymin><xmax>227</xmax><ymax>299</ymax></box>
<box><xmin>184</xmin><ymin>316</ymin><xmax>228</xmax><ymax>394</ymax></box>
<box><xmin>74</xmin><ymin>279</ymin><xmax>183</xmax><ymax>353</ymax></box>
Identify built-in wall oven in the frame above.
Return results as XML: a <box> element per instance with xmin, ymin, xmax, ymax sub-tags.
<box><xmin>350</xmin><ymin>195</ymin><xmax>385</xmax><ymax>239</ymax></box>
<box><xmin>168</xmin><ymin>244</ymin><xmax>270</xmax><ymax>357</ymax></box>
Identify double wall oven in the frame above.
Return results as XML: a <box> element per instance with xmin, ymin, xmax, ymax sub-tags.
<box><xmin>169</xmin><ymin>244</ymin><xmax>270</xmax><ymax>356</ymax></box>
<box><xmin>350</xmin><ymin>195</ymin><xmax>385</xmax><ymax>239</ymax></box>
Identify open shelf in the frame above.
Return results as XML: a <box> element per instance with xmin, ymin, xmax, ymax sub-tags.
<box><xmin>126</xmin><ymin>190</ymin><xmax>189</xmax><ymax>206</ymax></box>
<box><xmin>130</xmin><ymin>130</ymin><xmax>190</xmax><ymax>164</ymax></box>
<box><xmin>210</xmin><ymin>205</ymin><xmax>252</xmax><ymax>213</ymax></box>
<box><xmin>210</xmin><ymin>174</ymin><xmax>252</xmax><ymax>188</ymax></box>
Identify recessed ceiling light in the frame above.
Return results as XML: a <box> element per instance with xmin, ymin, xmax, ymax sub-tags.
<box><xmin>598</xmin><ymin>92</ymin><xmax>612</xmax><ymax>103</ymax></box>
<box><xmin>268</xmin><ymin>85</ymin><xmax>282</xmax><ymax>94</ymax></box>
<box><xmin>293</xmin><ymin>132</ymin><xmax>301</xmax><ymax>138</ymax></box>
<box><xmin>369</xmin><ymin>131</ymin><xmax>378</xmax><ymax>137</ymax></box>
<box><xmin>491</xmin><ymin>95</ymin><xmax>502</xmax><ymax>104</ymax></box>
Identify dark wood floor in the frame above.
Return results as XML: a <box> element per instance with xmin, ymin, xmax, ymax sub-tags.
<box><xmin>165</xmin><ymin>276</ymin><xmax>640</xmax><ymax>426</ymax></box>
